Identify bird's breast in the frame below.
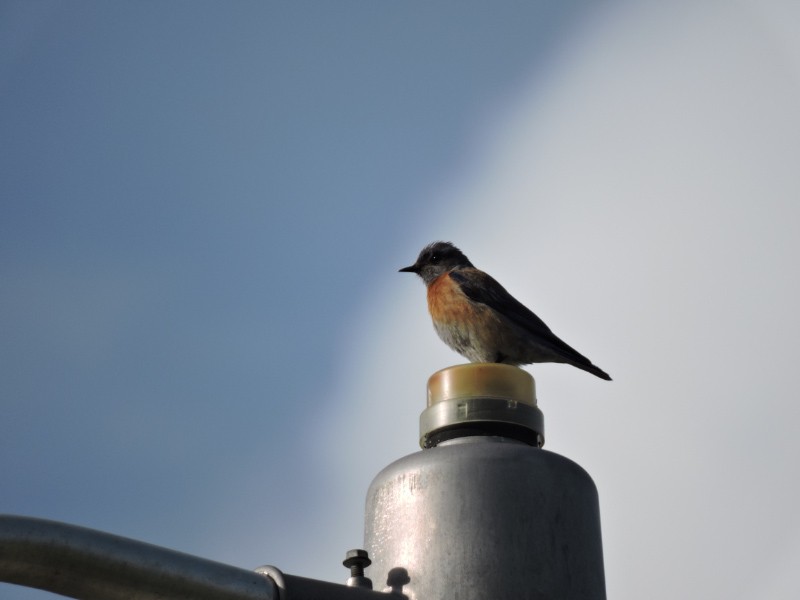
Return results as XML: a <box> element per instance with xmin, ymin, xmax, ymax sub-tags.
<box><xmin>426</xmin><ymin>271</ymin><xmax>512</xmax><ymax>363</ymax></box>
<box><xmin>427</xmin><ymin>273</ymin><xmax>476</xmax><ymax>323</ymax></box>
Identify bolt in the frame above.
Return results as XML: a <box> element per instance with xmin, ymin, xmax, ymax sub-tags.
<box><xmin>343</xmin><ymin>548</ymin><xmax>371</xmax><ymax>577</ymax></box>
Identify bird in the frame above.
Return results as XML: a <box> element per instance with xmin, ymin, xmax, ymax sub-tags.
<box><xmin>399</xmin><ymin>241</ymin><xmax>611</xmax><ymax>380</ymax></box>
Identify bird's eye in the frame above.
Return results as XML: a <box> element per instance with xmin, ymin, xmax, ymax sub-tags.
<box><xmin>430</xmin><ymin>254</ymin><xmax>440</xmax><ymax>264</ymax></box>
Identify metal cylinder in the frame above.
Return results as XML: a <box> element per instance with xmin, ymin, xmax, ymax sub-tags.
<box><xmin>363</xmin><ymin>364</ymin><xmax>605</xmax><ymax>600</ymax></box>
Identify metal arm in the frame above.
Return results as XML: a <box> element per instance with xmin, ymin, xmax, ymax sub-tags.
<box><xmin>0</xmin><ymin>515</ymin><xmax>388</xmax><ymax>600</ymax></box>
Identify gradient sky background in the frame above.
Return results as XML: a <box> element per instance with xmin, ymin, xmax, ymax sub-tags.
<box><xmin>2</xmin><ymin>1</ymin><xmax>800</xmax><ymax>599</ymax></box>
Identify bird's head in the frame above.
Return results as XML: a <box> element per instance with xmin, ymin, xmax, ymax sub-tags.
<box><xmin>399</xmin><ymin>241</ymin><xmax>474</xmax><ymax>285</ymax></box>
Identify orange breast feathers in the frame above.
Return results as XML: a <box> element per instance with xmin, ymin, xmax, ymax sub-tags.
<box><xmin>427</xmin><ymin>272</ymin><xmax>477</xmax><ymax>323</ymax></box>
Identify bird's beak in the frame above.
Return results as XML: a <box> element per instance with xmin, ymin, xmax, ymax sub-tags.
<box><xmin>399</xmin><ymin>264</ymin><xmax>419</xmax><ymax>273</ymax></box>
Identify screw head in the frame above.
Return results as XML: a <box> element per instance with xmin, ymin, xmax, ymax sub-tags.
<box><xmin>342</xmin><ymin>548</ymin><xmax>371</xmax><ymax>570</ymax></box>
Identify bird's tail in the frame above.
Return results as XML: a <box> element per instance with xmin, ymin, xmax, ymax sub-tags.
<box><xmin>576</xmin><ymin>362</ymin><xmax>612</xmax><ymax>381</ymax></box>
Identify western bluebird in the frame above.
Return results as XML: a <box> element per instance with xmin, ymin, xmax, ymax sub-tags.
<box><xmin>400</xmin><ymin>241</ymin><xmax>611</xmax><ymax>380</ymax></box>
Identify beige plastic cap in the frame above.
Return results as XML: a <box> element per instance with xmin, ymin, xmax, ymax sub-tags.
<box><xmin>420</xmin><ymin>363</ymin><xmax>543</xmax><ymax>449</ymax></box>
<box><xmin>427</xmin><ymin>363</ymin><xmax>537</xmax><ymax>407</ymax></box>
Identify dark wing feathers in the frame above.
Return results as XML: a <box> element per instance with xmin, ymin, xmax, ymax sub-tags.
<box><xmin>450</xmin><ymin>269</ymin><xmax>598</xmax><ymax>368</ymax></box>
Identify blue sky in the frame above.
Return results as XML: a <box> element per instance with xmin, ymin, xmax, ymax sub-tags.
<box><xmin>3</xmin><ymin>2</ymin><xmax>800</xmax><ymax>599</ymax></box>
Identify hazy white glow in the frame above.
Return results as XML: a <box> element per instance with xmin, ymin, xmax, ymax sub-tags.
<box><xmin>319</xmin><ymin>1</ymin><xmax>800</xmax><ymax>597</ymax></box>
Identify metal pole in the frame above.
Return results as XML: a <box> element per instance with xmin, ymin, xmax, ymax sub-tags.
<box><xmin>0</xmin><ymin>515</ymin><xmax>277</xmax><ymax>600</ymax></box>
<box><xmin>364</xmin><ymin>364</ymin><xmax>606</xmax><ymax>600</ymax></box>
<box><xmin>0</xmin><ymin>515</ymin><xmax>390</xmax><ymax>600</ymax></box>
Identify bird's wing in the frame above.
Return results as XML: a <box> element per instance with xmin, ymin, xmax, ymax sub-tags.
<box><xmin>449</xmin><ymin>269</ymin><xmax>594</xmax><ymax>364</ymax></box>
